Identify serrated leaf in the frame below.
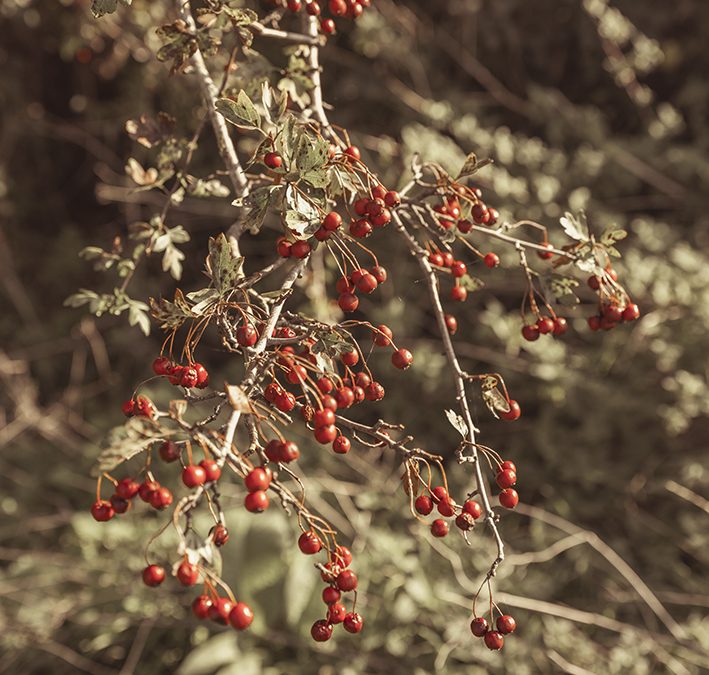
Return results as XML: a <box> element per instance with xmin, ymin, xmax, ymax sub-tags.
<box><xmin>294</xmin><ymin>133</ymin><xmax>329</xmax><ymax>174</ymax></box>
<box><xmin>92</xmin><ymin>418</ymin><xmax>161</xmax><ymax>475</ymax></box>
<box><xmin>445</xmin><ymin>409</ymin><xmax>468</xmax><ymax>437</ymax></box>
<box><xmin>208</xmin><ymin>234</ymin><xmax>244</xmax><ymax>294</ymax></box>
<box><xmin>601</xmin><ymin>228</ymin><xmax>627</xmax><ymax>245</ymax></box>
<box><xmin>150</xmin><ymin>289</ymin><xmax>195</xmax><ymax>330</ymax></box>
<box><xmin>481</xmin><ymin>376</ymin><xmax>510</xmax><ymax>418</ymax></box>
<box><xmin>128</xmin><ymin>304</ymin><xmax>151</xmax><ymax>336</ymax></box>
<box><xmin>302</xmin><ymin>168</ymin><xmax>330</xmax><ymax>188</ymax></box>
<box><xmin>215</xmin><ymin>91</ymin><xmax>261</xmax><ymax>130</ymax></box>
<box><xmin>560</xmin><ymin>212</ymin><xmax>588</xmax><ymax>241</ymax></box>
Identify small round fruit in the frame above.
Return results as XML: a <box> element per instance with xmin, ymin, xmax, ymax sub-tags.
<box><xmin>623</xmin><ymin>303</ymin><xmax>640</xmax><ymax>321</ymax></box>
<box><xmin>484</xmin><ymin>631</ymin><xmax>505</xmax><ymax>650</ymax></box>
<box><xmin>470</xmin><ymin>616</ymin><xmax>488</xmax><ymax>637</ymax></box>
<box><xmin>199</xmin><ymin>459</ymin><xmax>221</xmax><ymax>483</ymax></box>
<box><xmin>245</xmin><ymin>468</ymin><xmax>271</xmax><ymax>492</ymax></box>
<box><xmin>414</xmin><ymin>495</ymin><xmax>434</xmax><ymax>515</ymax></box>
<box><xmin>537</xmin><ymin>243</ymin><xmax>554</xmax><ymax>260</ymax></box>
<box><xmin>552</xmin><ymin>317</ymin><xmax>568</xmax><ymax>336</ymax></box>
<box><xmin>437</xmin><ymin>498</ymin><xmax>456</xmax><ymax>517</ymax></box>
<box><xmin>192</xmin><ymin>594</ymin><xmax>213</xmax><ymax>619</ymax></box>
<box><xmin>182</xmin><ymin>465</ymin><xmax>207</xmax><ymax>488</ymax></box>
<box><xmin>522</xmin><ymin>324</ymin><xmax>540</xmax><ymax>342</ymax></box>
<box><xmin>537</xmin><ymin>316</ymin><xmax>554</xmax><ymax>334</ymax></box>
<box><xmin>499</xmin><ymin>488</ymin><xmax>519</xmax><ymax>509</ymax></box>
<box><xmin>338</xmin><ymin>292</ymin><xmax>359</xmax><ymax>313</ymax></box>
<box><xmin>431</xmin><ymin>519</ymin><xmax>449</xmax><ymax>537</ymax></box>
<box><xmin>212</xmin><ymin>524</ymin><xmax>229</xmax><ymax>547</ymax></box>
<box><xmin>311</xmin><ymin>619</ymin><xmax>333</xmax><ymax>642</ymax></box>
<box><xmin>344</xmin><ymin>144</ymin><xmax>360</xmax><ymax>160</ymax></box>
<box><xmin>332</xmin><ymin>435</ymin><xmax>351</xmax><ymax>454</ymax></box>
<box><xmin>391</xmin><ymin>348</ymin><xmax>413</xmax><ymax>370</ymax></box>
<box><xmin>152</xmin><ymin>356</ymin><xmax>172</xmax><ymax>376</ymax></box>
<box><xmin>264</xmin><ymin>152</ymin><xmax>283</xmax><ymax>169</ymax></box>
<box><xmin>336</xmin><ymin>569</ymin><xmax>358</xmax><ymax>592</ymax></box>
<box><xmin>142</xmin><ymin>564</ymin><xmax>165</xmax><ymax>587</ymax></box>
<box><xmin>229</xmin><ymin>602</ymin><xmax>254</xmax><ymax>630</ymax></box>
<box><xmin>115</xmin><ymin>478</ymin><xmax>140</xmax><ymax>500</ymax></box>
<box><xmin>322</xmin><ymin>212</ymin><xmax>342</xmax><ymax>231</ymax></box>
<box><xmin>91</xmin><ymin>500</ymin><xmax>114</xmax><ymax>522</ymax></box>
<box><xmin>159</xmin><ymin>440</ymin><xmax>181</xmax><ymax>463</ymax></box>
<box><xmin>291</xmin><ymin>240</ymin><xmax>311</xmax><ymax>259</ymax></box>
<box><xmin>298</xmin><ymin>530</ymin><xmax>323</xmax><ymax>555</ymax></box>
<box><xmin>462</xmin><ymin>500</ymin><xmax>483</xmax><ymax>520</ymax></box>
<box><xmin>450</xmin><ymin>285</ymin><xmax>468</xmax><ymax>302</ymax></box>
<box><xmin>483</xmin><ymin>253</ymin><xmax>500</xmax><ymax>268</ymax></box>
<box><xmin>237</xmin><ymin>323</ymin><xmax>258</xmax><ymax>348</ymax></box>
<box><xmin>245</xmin><ymin>490</ymin><xmax>269</xmax><ymax>513</ymax></box>
<box><xmin>496</xmin><ymin>614</ymin><xmax>517</xmax><ymax>634</ymax></box>
<box><xmin>499</xmin><ymin>400</ymin><xmax>521</xmax><ymax>421</ymax></box>
<box><xmin>451</xmin><ymin>261</ymin><xmax>467</xmax><ymax>278</ymax></box>
<box><xmin>177</xmin><ymin>560</ymin><xmax>199</xmax><ymax>586</ymax></box>
<box><xmin>343</xmin><ymin>612</ymin><xmax>364</xmax><ymax>633</ymax></box>
<box><xmin>327</xmin><ymin>603</ymin><xmax>346</xmax><ymax>624</ymax></box>
<box><xmin>496</xmin><ymin>469</ymin><xmax>517</xmax><ymax>489</ymax></box>
<box><xmin>208</xmin><ymin>598</ymin><xmax>233</xmax><ymax>625</ymax></box>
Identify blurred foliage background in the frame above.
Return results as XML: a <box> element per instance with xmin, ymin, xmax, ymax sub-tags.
<box><xmin>1</xmin><ymin>0</ymin><xmax>708</xmax><ymax>673</ymax></box>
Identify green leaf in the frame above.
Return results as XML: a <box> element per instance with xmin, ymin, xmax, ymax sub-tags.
<box><xmin>128</xmin><ymin>303</ymin><xmax>151</xmax><ymax>336</ymax></box>
<box><xmin>64</xmin><ymin>289</ymin><xmax>99</xmax><ymax>308</ymax></box>
<box><xmin>208</xmin><ymin>234</ymin><xmax>244</xmax><ymax>294</ymax></box>
<box><xmin>149</xmin><ymin>289</ymin><xmax>195</xmax><ymax>330</ymax></box>
<box><xmin>601</xmin><ymin>228</ymin><xmax>628</xmax><ymax>245</ymax></box>
<box><xmin>294</xmin><ymin>132</ymin><xmax>329</xmax><ymax>174</ymax></box>
<box><xmin>91</xmin><ymin>0</ymin><xmax>131</xmax><ymax>18</ymax></box>
<box><xmin>215</xmin><ymin>91</ymin><xmax>261</xmax><ymax>130</ymax></box>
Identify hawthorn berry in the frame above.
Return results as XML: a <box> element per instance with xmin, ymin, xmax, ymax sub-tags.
<box><xmin>328</xmin><ymin>603</ymin><xmax>347</xmax><ymax>624</ymax></box>
<box><xmin>336</xmin><ymin>569</ymin><xmax>358</xmax><ymax>592</ymax></box>
<box><xmin>356</xmin><ymin>272</ymin><xmax>378</xmax><ymax>294</ymax></box>
<box><xmin>322</xmin><ymin>212</ymin><xmax>342</xmax><ymax>231</ymax></box>
<box><xmin>332</xmin><ymin>435</ymin><xmax>351</xmax><ymax>454</ymax></box>
<box><xmin>521</xmin><ymin>324</ymin><xmax>540</xmax><ymax>342</ymax></box>
<box><xmin>343</xmin><ymin>612</ymin><xmax>364</xmax><ymax>633</ymax></box>
<box><xmin>275</xmin><ymin>391</ymin><xmax>296</xmax><ymax>412</ymax></box>
<box><xmin>588</xmin><ymin>275</ymin><xmax>601</xmax><ymax>291</ymax></box>
<box><xmin>354</xmin><ymin>372</ymin><xmax>371</xmax><ymax>388</ymax></box>
<box><xmin>277</xmin><ymin>238</ymin><xmax>292</xmax><ymax>258</ymax></box>
<box><xmin>445</xmin><ymin>314</ymin><xmax>458</xmax><ymax>335</ymax></box>
<box><xmin>373</xmin><ymin>324</ymin><xmax>393</xmax><ymax>347</ymax></box>
<box><xmin>149</xmin><ymin>486</ymin><xmax>173</xmax><ymax>510</ymax></box>
<box><xmin>462</xmin><ymin>500</ymin><xmax>482</xmax><ymax>519</ymax></box>
<box><xmin>142</xmin><ymin>564</ymin><xmax>165</xmax><ymax>587</ymax></box>
<box><xmin>455</xmin><ymin>513</ymin><xmax>474</xmax><ymax>531</ymax></box>
<box><xmin>496</xmin><ymin>614</ymin><xmax>516</xmax><ymax>634</ymax></box>
<box><xmin>298</xmin><ymin>530</ymin><xmax>323</xmax><ymax>555</ymax></box>
<box><xmin>264</xmin><ymin>383</ymin><xmax>281</xmax><ymax>402</ymax></box>
<box><xmin>429</xmin><ymin>252</ymin><xmax>444</xmax><ymax>267</ymax></box>
<box><xmin>450</xmin><ymin>285</ymin><xmax>468</xmax><ymax>302</ymax></box>
<box><xmin>415</xmin><ymin>494</ymin><xmax>434</xmax><ymax>515</ymax></box>
<box><xmin>138</xmin><ymin>480</ymin><xmax>159</xmax><ymax>503</ymax></box>
<box><xmin>229</xmin><ymin>602</ymin><xmax>254</xmax><ymax>630</ymax></box>
<box><xmin>335</xmin><ymin>387</ymin><xmax>355</xmax><ymax>409</ymax></box>
<box><xmin>431</xmin><ymin>519</ymin><xmax>449</xmax><ymax>537</ymax></box>
<box><xmin>321</xmin><ymin>395</ymin><xmax>338</xmax><ymax>411</ymax></box>
<box><xmin>311</xmin><ymin>619</ymin><xmax>333</xmax><ymax>642</ymax></box>
<box><xmin>484</xmin><ymin>631</ymin><xmax>505</xmax><ymax>650</ymax></box>
<box><xmin>199</xmin><ymin>459</ymin><xmax>221</xmax><ymax>483</ymax></box>
<box><xmin>451</xmin><ymin>261</ymin><xmax>467</xmax><ymax>278</ymax></box>
<box><xmin>152</xmin><ymin>356</ymin><xmax>172</xmax><ymax>376</ymax></box>
<box><xmin>353</xmin><ymin>197</ymin><xmax>369</xmax><ymax>215</ymax></box>
<box><xmin>91</xmin><ymin>500</ymin><xmax>114</xmax><ymax>522</ymax></box>
<box><xmin>364</xmin><ymin>381</ymin><xmax>385</xmax><ymax>401</ymax></box>
<box><xmin>350</xmin><ymin>218</ymin><xmax>372</xmax><ymax>238</ymax></box>
<box><xmin>588</xmin><ymin>315</ymin><xmax>601</xmax><ymax>331</ymax></box>
<box><xmin>431</xmin><ymin>486</ymin><xmax>448</xmax><ymax>503</ymax></box>
<box><xmin>115</xmin><ymin>477</ymin><xmax>140</xmax><ymax>499</ymax></box>
<box><xmin>121</xmin><ymin>399</ymin><xmax>135</xmax><ymax>417</ymax></box>
<box><xmin>537</xmin><ymin>242</ymin><xmax>554</xmax><ymax>260</ymax></box>
<box><xmin>287</xmin><ymin>0</ymin><xmax>302</xmax><ymax>11</ymax></box>
<box><xmin>320</xmin><ymin>17</ymin><xmax>336</xmax><ymax>33</ymax></box>
<box><xmin>291</xmin><ymin>240</ymin><xmax>311</xmax><ymax>259</ymax></box>
<box><xmin>177</xmin><ymin>560</ymin><xmax>199</xmax><ymax>586</ymax></box>
<box><xmin>500</xmin><ymin>460</ymin><xmax>517</xmax><ymax>472</ymax></box>
<box><xmin>391</xmin><ymin>348</ymin><xmax>414</xmax><ymax>370</ymax></box>
<box><xmin>108</xmin><ymin>495</ymin><xmax>129</xmax><ymax>514</ymax></box>
<box><xmin>344</xmin><ymin>144</ymin><xmax>360</xmax><ymax>160</ymax></box>
<box><xmin>322</xmin><ymin>587</ymin><xmax>340</xmax><ymax>605</ymax></box>
<box><xmin>315</xmin><ymin>425</ymin><xmax>338</xmax><ymax>444</ymax></box>
<box><xmin>384</xmin><ymin>190</ymin><xmax>400</xmax><ymax>207</ymax></box>
<box><xmin>499</xmin><ymin>488</ymin><xmax>519</xmax><ymax>509</ymax></box>
<box><xmin>623</xmin><ymin>303</ymin><xmax>640</xmax><ymax>321</ymax></box>
<box><xmin>264</xmin><ymin>152</ymin><xmax>283</xmax><ymax>169</ymax></box>
<box><xmin>470</xmin><ymin>617</ymin><xmax>488</xmax><ymax>637</ymax></box>
<box><xmin>182</xmin><ymin>465</ymin><xmax>207</xmax><ymax>488</ymax></box>
<box><xmin>458</xmin><ymin>219</ymin><xmax>473</xmax><ymax>234</ymax></box>
<box><xmin>338</xmin><ymin>292</ymin><xmax>359</xmax><ymax>313</ymax></box>
<box><xmin>317</xmin><ymin>376</ymin><xmax>334</xmax><ymax>394</ymax></box>
<box><xmin>208</xmin><ymin>598</ymin><xmax>233</xmax><ymax>625</ymax></box>
<box><xmin>370</xmin><ymin>265</ymin><xmax>387</xmax><ymax>283</ymax></box>
<box><xmin>341</xmin><ymin>348</ymin><xmax>359</xmax><ymax>366</ymax></box>
<box><xmin>471</xmin><ymin>203</ymin><xmax>487</xmax><ymax>224</ymax></box>
<box><xmin>537</xmin><ymin>316</ymin><xmax>554</xmax><ymax>335</ymax></box>
<box><xmin>212</xmin><ymin>524</ymin><xmax>229</xmax><ymax>547</ymax></box>
<box><xmin>371</xmin><ymin>208</ymin><xmax>391</xmax><ymax>227</ymax></box>
<box><xmin>180</xmin><ymin>367</ymin><xmax>198</xmax><ymax>389</ymax></box>
<box><xmin>437</xmin><ymin>498</ymin><xmax>456</xmax><ymax>517</ymax></box>
<box><xmin>500</xmin><ymin>400</ymin><xmax>521</xmax><ymax>421</ymax></box>
<box><xmin>192</xmin><ymin>595</ymin><xmax>213</xmax><ymax>619</ymax></box>
<box><xmin>603</xmin><ymin>304</ymin><xmax>623</xmax><ymax>323</ymax></box>
<box><xmin>496</xmin><ymin>469</ymin><xmax>517</xmax><ymax>489</ymax></box>
<box><xmin>484</xmin><ymin>252</ymin><xmax>500</xmax><ymax>268</ymax></box>
<box><xmin>552</xmin><ymin>317</ymin><xmax>568</xmax><ymax>336</ymax></box>
<box><xmin>335</xmin><ymin>545</ymin><xmax>353</xmax><ymax>567</ymax></box>
<box><xmin>245</xmin><ymin>490</ymin><xmax>269</xmax><ymax>513</ymax></box>
<box><xmin>237</xmin><ymin>323</ymin><xmax>258</xmax><ymax>348</ymax></box>
<box><xmin>306</xmin><ymin>1</ymin><xmax>321</xmax><ymax>15</ymax></box>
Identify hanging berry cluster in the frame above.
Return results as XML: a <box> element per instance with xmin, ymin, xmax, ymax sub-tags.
<box><xmin>270</xmin><ymin>0</ymin><xmax>374</xmax><ymax>35</ymax></box>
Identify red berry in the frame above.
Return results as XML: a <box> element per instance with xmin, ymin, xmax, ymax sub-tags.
<box><xmin>121</xmin><ymin>399</ymin><xmax>135</xmax><ymax>417</ymax></box>
<box><xmin>264</xmin><ymin>152</ymin><xmax>283</xmax><ymax>169</ymax></box>
<box><xmin>314</xmin><ymin>227</ymin><xmax>329</xmax><ymax>242</ymax></box>
<box><xmin>149</xmin><ymin>486</ymin><xmax>173</xmax><ymax>510</ymax></box>
<box><xmin>343</xmin><ymin>612</ymin><xmax>364</xmax><ymax>633</ymax></box>
<box><xmin>521</xmin><ymin>324</ymin><xmax>540</xmax><ymax>342</ymax></box>
<box><xmin>90</xmin><ymin>500</ymin><xmax>114</xmax><ymax>522</ymax></box>
<box><xmin>500</xmin><ymin>460</ymin><xmax>517</xmax><ymax>472</ymax></box>
<box><xmin>291</xmin><ymin>240</ymin><xmax>311</xmax><ymax>259</ymax></box>
<box><xmin>537</xmin><ymin>316</ymin><xmax>554</xmax><ymax>334</ymax></box>
<box><xmin>199</xmin><ymin>459</ymin><xmax>221</xmax><ymax>483</ymax></box>
<box><xmin>470</xmin><ymin>616</ymin><xmax>488</xmax><ymax>637</ymax></box>
<box><xmin>277</xmin><ymin>238</ymin><xmax>292</xmax><ymax>258</ymax></box>
<box><xmin>327</xmin><ymin>603</ymin><xmax>347</xmax><ymax>624</ymax></box>
<box><xmin>353</xmin><ymin>197</ymin><xmax>369</xmax><ymax>215</ymax></box>
<box><xmin>496</xmin><ymin>614</ymin><xmax>517</xmax><ymax>634</ymax></box>
<box><xmin>499</xmin><ymin>488</ymin><xmax>519</xmax><ymax>509</ymax></box>
<box><xmin>471</xmin><ymin>203</ymin><xmax>487</xmax><ymax>224</ymax></box>
<box><xmin>349</xmin><ymin>218</ymin><xmax>372</xmax><ymax>238</ymax></box>
<box><xmin>212</xmin><ymin>524</ymin><xmax>229</xmax><ymax>547</ymax></box>
<box><xmin>323</xmin><ymin>212</ymin><xmax>342</xmax><ymax>231</ymax></box>
<box><xmin>462</xmin><ymin>500</ymin><xmax>482</xmax><ymax>519</ymax></box>
<box><xmin>317</xmin><ymin>376</ymin><xmax>334</xmax><ymax>394</ymax></box>
<box><xmin>344</xmin><ymin>144</ymin><xmax>360</xmax><ymax>160</ymax></box>
<box><xmin>177</xmin><ymin>560</ymin><xmax>199</xmax><ymax>586</ymax></box>
<box><xmin>445</xmin><ymin>314</ymin><xmax>458</xmax><ymax>335</ymax></box>
<box><xmin>623</xmin><ymin>303</ymin><xmax>640</xmax><ymax>321</ymax></box>
<box><xmin>280</xmin><ymin>440</ymin><xmax>300</xmax><ymax>463</ymax></box>
<box><xmin>431</xmin><ymin>519</ymin><xmax>449</xmax><ymax>537</ymax></box>
<box><xmin>458</xmin><ymin>219</ymin><xmax>473</xmax><ymax>234</ymax></box>
<box><xmin>182</xmin><ymin>465</ymin><xmax>207</xmax><ymax>488</ymax></box>
<box><xmin>552</xmin><ymin>317</ymin><xmax>568</xmax><ymax>336</ymax></box>
<box><xmin>115</xmin><ymin>477</ymin><xmax>140</xmax><ymax>500</ymax></box>
<box><xmin>429</xmin><ymin>252</ymin><xmax>444</xmax><ymax>267</ymax></box>
<box><xmin>264</xmin><ymin>382</ymin><xmax>281</xmax><ymax>402</ymax></box>
<box><xmin>450</xmin><ymin>285</ymin><xmax>468</xmax><ymax>302</ymax></box>
<box><xmin>499</xmin><ymin>400</ymin><xmax>521</xmax><ymax>421</ymax></box>
<box><xmin>373</xmin><ymin>324</ymin><xmax>393</xmax><ymax>347</ymax></box>
<box><xmin>588</xmin><ymin>275</ymin><xmax>601</xmax><ymax>291</ymax></box>
<box><xmin>311</xmin><ymin>619</ymin><xmax>333</xmax><ymax>642</ymax></box>
<box><xmin>364</xmin><ymin>381</ymin><xmax>385</xmax><ymax>401</ymax></box>
<box><xmin>335</xmin><ymin>545</ymin><xmax>353</xmax><ymax>567</ymax></box>
<box><xmin>142</xmin><ymin>564</ymin><xmax>165</xmax><ymax>587</ymax></box>
<box><xmin>245</xmin><ymin>490</ymin><xmax>269</xmax><ymax>513</ymax></box>
<box><xmin>323</xmin><ymin>587</ymin><xmax>341</xmax><ymax>605</ymax></box>
<box><xmin>496</xmin><ymin>469</ymin><xmax>517</xmax><ymax>489</ymax></box>
<box><xmin>208</xmin><ymin>598</ymin><xmax>234</xmax><ymax>625</ymax></box>
<box><xmin>306</xmin><ymin>1</ymin><xmax>321</xmax><ymax>15</ymax></box>
<box><xmin>237</xmin><ymin>323</ymin><xmax>258</xmax><ymax>347</ymax></box>
<box><xmin>192</xmin><ymin>594</ymin><xmax>213</xmax><ymax>619</ymax></box>
<box><xmin>338</xmin><ymin>292</ymin><xmax>359</xmax><ymax>313</ymax></box>
<box><xmin>332</xmin><ymin>435</ymin><xmax>351</xmax><ymax>454</ymax></box>
<box><xmin>455</xmin><ymin>513</ymin><xmax>474</xmax><ymax>531</ymax></box>
<box><xmin>484</xmin><ymin>631</ymin><xmax>505</xmax><ymax>650</ymax></box>
<box><xmin>370</xmin><ymin>184</ymin><xmax>386</xmax><ymax>200</ymax></box>
<box><xmin>437</xmin><ymin>498</ymin><xmax>456</xmax><ymax>517</ymax></box>
<box><xmin>275</xmin><ymin>391</ymin><xmax>296</xmax><ymax>412</ymax></box>
<box><xmin>384</xmin><ymin>191</ymin><xmax>400</xmax><ymax>207</ymax></box>
<box><xmin>335</xmin><ymin>387</ymin><xmax>355</xmax><ymax>409</ymax></box>
<box><xmin>391</xmin><ymin>348</ymin><xmax>413</xmax><ymax>370</ymax></box>
<box><xmin>180</xmin><ymin>367</ymin><xmax>198</xmax><ymax>388</ymax></box>
<box><xmin>370</xmin><ymin>265</ymin><xmax>387</xmax><ymax>283</ymax></box>
<box><xmin>229</xmin><ymin>602</ymin><xmax>254</xmax><ymax>630</ymax></box>
<box><xmin>315</xmin><ymin>424</ymin><xmax>337</xmax><ymax>444</ymax></box>
<box><xmin>451</xmin><ymin>261</ymin><xmax>467</xmax><ymax>278</ymax></box>
<box><xmin>588</xmin><ymin>315</ymin><xmax>602</xmax><ymax>331</ymax></box>
<box><xmin>336</xmin><ymin>569</ymin><xmax>358</xmax><ymax>592</ymax></box>
<box><xmin>138</xmin><ymin>480</ymin><xmax>159</xmax><ymax>503</ymax></box>
<box><xmin>414</xmin><ymin>494</ymin><xmax>434</xmax><ymax>515</ymax></box>
<box><xmin>152</xmin><ymin>356</ymin><xmax>172</xmax><ymax>376</ymax></box>
<box><xmin>371</xmin><ymin>208</ymin><xmax>391</xmax><ymax>227</ymax></box>
<box><xmin>602</xmin><ymin>304</ymin><xmax>623</xmax><ymax>323</ymax></box>
<box><xmin>537</xmin><ymin>242</ymin><xmax>554</xmax><ymax>260</ymax></box>
<box><xmin>483</xmin><ymin>253</ymin><xmax>500</xmax><ymax>268</ymax></box>
<box><xmin>354</xmin><ymin>372</ymin><xmax>371</xmax><ymax>388</ymax></box>
<box><xmin>287</xmin><ymin>0</ymin><xmax>302</xmax><ymax>11</ymax></box>
<box><xmin>431</xmin><ymin>486</ymin><xmax>448</xmax><ymax>503</ymax></box>
<box><xmin>320</xmin><ymin>17</ymin><xmax>336</xmax><ymax>34</ymax></box>
<box><xmin>341</xmin><ymin>348</ymin><xmax>359</xmax><ymax>366</ymax></box>
<box><xmin>356</xmin><ymin>273</ymin><xmax>378</xmax><ymax>294</ymax></box>
<box><xmin>298</xmin><ymin>530</ymin><xmax>323</xmax><ymax>555</ymax></box>
<box><xmin>321</xmin><ymin>394</ymin><xmax>337</xmax><ymax>411</ymax></box>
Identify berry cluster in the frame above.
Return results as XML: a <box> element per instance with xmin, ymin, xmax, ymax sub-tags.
<box><xmin>151</xmin><ymin>356</ymin><xmax>210</xmax><ymax>389</ymax></box>
<box><xmin>470</xmin><ymin>613</ymin><xmax>517</xmax><ymax>651</ymax></box>
<box><xmin>521</xmin><ymin>315</ymin><xmax>568</xmax><ymax>341</ymax></box>
<box><xmin>273</xmin><ymin>0</ymin><xmax>374</xmax><ymax>35</ymax></box>
<box><xmin>587</xmin><ymin>269</ymin><xmax>640</xmax><ymax>331</ymax></box>
<box><xmin>414</xmin><ymin>486</ymin><xmax>483</xmax><ymax>538</ymax></box>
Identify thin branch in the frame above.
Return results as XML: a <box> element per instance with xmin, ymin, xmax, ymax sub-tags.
<box><xmin>253</xmin><ymin>21</ymin><xmax>324</xmax><ymax>46</ymax></box>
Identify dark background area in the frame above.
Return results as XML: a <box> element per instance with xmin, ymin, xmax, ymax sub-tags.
<box><xmin>1</xmin><ymin>0</ymin><xmax>708</xmax><ymax>673</ymax></box>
